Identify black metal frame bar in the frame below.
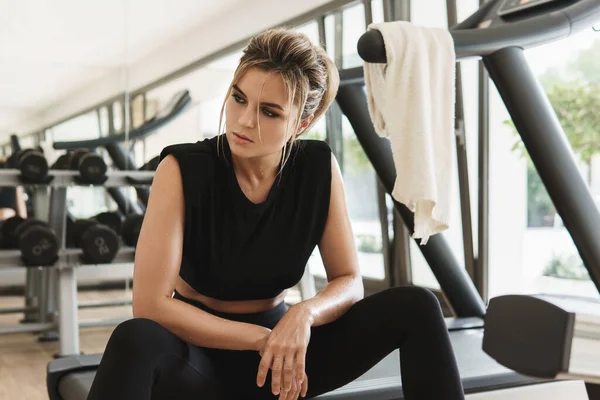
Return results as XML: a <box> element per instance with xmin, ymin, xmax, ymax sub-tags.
<box><xmin>446</xmin><ymin>0</ymin><xmax>479</xmax><ymax>295</ymax></box>
<box><xmin>477</xmin><ymin>54</ymin><xmax>490</xmax><ymax>301</ymax></box>
<box><xmin>327</xmin><ymin>11</ymin><xmax>344</xmax><ymax>167</ymax></box>
<box><xmin>358</xmin><ymin>0</ymin><xmax>600</xmax><ymax>63</ymax></box>
<box><xmin>392</xmin><ymin>0</ymin><xmax>410</xmax><ymax>20</ymax></box>
<box><xmin>387</xmin><ymin>0</ymin><xmax>415</xmax><ymax>290</ymax></box>
<box><xmin>359</xmin><ymin>2</ymin><xmax>393</xmax><ymax>290</ymax></box>
<box><xmin>362</xmin><ymin>0</ymin><xmax>372</xmax><ymax>27</ymax></box>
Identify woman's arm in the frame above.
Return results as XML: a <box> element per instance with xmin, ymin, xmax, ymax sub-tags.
<box><xmin>132</xmin><ymin>154</ymin><xmax>270</xmax><ymax>351</ymax></box>
<box><xmin>0</xmin><ymin>208</ymin><xmax>16</xmax><ymax>220</ymax></box>
<box><xmin>15</xmin><ymin>187</ymin><xmax>27</xmax><ymax>218</ymax></box>
<box><xmin>298</xmin><ymin>154</ymin><xmax>364</xmax><ymax>327</ymax></box>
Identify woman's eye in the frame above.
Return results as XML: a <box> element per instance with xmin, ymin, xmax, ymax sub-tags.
<box><xmin>232</xmin><ymin>93</ymin><xmax>279</xmax><ymax>118</ymax></box>
<box><xmin>263</xmin><ymin>108</ymin><xmax>279</xmax><ymax>118</ymax></box>
<box><xmin>232</xmin><ymin>93</ymin><xmax>245</xmax><ymax>104</ymax></box>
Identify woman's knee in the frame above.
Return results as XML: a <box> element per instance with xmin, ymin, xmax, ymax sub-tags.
<box><xmin>380</xmin><ymin>286</ymin><xmax>443</xmax><ymax>318</ymax></box>
<box><xmin>107</xmin><ymin>317</ymin><xmax>172</xmax><ymax>354</ymax></box>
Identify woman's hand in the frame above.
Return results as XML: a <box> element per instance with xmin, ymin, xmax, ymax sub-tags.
<box><xmin>255</xmin><ymin>330</ymin><xmax>308</xmax><ymax>399</ymax></box>
<box><xmin>256</xmin><ymin>303</ymin><xmax>313</xmax><ymax>398</ymax></box>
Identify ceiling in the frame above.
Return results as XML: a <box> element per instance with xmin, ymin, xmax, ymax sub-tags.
<box><xmin>0</xmin><ymin>0</ymin><xmax>242</xmax><ymax>134</ymax></box>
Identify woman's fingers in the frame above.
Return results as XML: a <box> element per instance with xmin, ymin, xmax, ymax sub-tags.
<box><xmin>282</xmin><ymin>350</ymin><xmax>296</xmax><ymax>392</ymax></box>
<box><xmin>271</xmin><ymin>355</ymin><xmax>285</xmax><ymax>395</ymax></box>
<box><xmin>301</xmin><ymin>372</ymin><xmax>308</xmax><ymax>398</ymax></box>
<box><xmin>257</xmin><ymin>350</ymin><xmax>273</xmax><ymax>387</ymax></box>
<box><xmin>279</xmin><ymin>374</ymin><xmax>299</xmax><ymax>400</ymax></box>
<box><xmin>286</xmin><ymin>384</ymin><xmax>302</xmax><ymax>400</ymax></box>
<box><xmin>296</xmin><ymin>349</ymin><xmax>306</xmax><ymax>388</ymax></box>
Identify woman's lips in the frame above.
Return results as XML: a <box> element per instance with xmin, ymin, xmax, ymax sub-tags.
<box><xmin>233</xmin><ymin>132</ymin><xmax>253</xmax><ymax>143</ymax></box>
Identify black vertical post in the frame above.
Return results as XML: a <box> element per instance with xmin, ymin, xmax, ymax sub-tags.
<box><xmin>484</xmin><ymin>47</ymin><xmax>600</xmax><ymax>293</ymax></box>
<box><xmin>477</xmin><ymin>60</ymin><xmax>490</xmax><ymax>302</ymax></box>
<box><xmin>10</xmin><ymin>134</ymin><xmax>21</xmax><ymax>152</ymax></box>
<box><xmin>447</xmin><ymin>0</ymin><xmax>478</xmax><ymax>295</ymax></box>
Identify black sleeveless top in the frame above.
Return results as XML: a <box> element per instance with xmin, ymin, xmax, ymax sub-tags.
<box><xmin>0</xmin><ymin>188</ymin><xmax>17</xmax><ymax>210</ymax></box>
<box><xmin>159</xmin><ymin>135</ymin><xmax>332</xmax><ymax>301</ymax></box>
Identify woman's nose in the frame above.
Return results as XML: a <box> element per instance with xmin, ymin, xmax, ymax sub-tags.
<box><xmin>238</xmin><ymin>105</ymin><xmax>256</xmax><ymax>129</ymax></box>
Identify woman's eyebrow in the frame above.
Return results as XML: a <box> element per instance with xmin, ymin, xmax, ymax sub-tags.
<box><xmin>232</xmin><ymin>85</ymin><xmax>285</xmax><ymax>111</ymax></box>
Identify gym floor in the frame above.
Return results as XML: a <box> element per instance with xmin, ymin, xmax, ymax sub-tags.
<box><xmin>0</xmin><ymin>289</ymin><xmax>131</xmax><ymax>400</ymax></box>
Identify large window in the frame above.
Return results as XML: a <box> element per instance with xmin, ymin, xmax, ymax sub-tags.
<box><xmin>342</xmin><ymin>115</ymin><xmax>385</xmax><ymax>280</ymax></box>
<box><xmin>371</xmin><ymin>0</ymin><xmax>384</xmax><ymax>24</ymax></box>
<box><xmin>342</xmin><ymin>3</ymin><xmax>366</xmax><ymax>68</ymax></box>
<box><xmin>50</xmin><ymin>111</ymin><xmax>99</xmax><ymax>142</ymax></box>
<box><xmin>295</xmin><ymin>20</ymin><xmax>320</xmax><ymax>46</ymax></box>
<box><xmin>411</xmin><ymin>0</ymin><xmax>447</xmax><ymax>27</ymax></box>
<box><xmin>301</xmin><ymin>11</ymin><xmax>386</xmax><ymax>281</ymax></box>
<box><xmin>487</xmin><ymin>29</ymin><xmax>600</xmax><ymax>300</ymax></box>
<box><xmin>308</xmin><ymin>113</ymin><xmax>385</xmax><ymax>281</ymax></box>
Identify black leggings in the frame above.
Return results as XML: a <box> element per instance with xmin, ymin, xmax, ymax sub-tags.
<box><xmin>87</xmin><ymin>286</ymin><xmax>464</xmax><ymax>399</ymax></box>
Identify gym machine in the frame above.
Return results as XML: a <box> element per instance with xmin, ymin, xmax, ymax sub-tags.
<box><xmin>344</xmin><ymin>0</ymin><xmax>600</xmax><ymax>398</ymax></box>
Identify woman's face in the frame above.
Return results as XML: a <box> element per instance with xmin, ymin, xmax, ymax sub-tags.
<box><xmin>225</xmin><ymin>67</ymin><xmax>303</xmax><ymax>159</ymax></box>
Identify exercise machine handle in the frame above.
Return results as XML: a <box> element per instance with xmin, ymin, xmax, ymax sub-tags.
<box><xmin>52</xmin><ymin>90</ymin><xmax>192</xmax><ymax>150</ymax></box>
<box><xmin>357</xmin><ymin>0</ymin><xmax>600</xmax><ymax>62</ymax></box>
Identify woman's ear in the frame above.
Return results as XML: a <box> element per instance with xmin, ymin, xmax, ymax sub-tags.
<box><xmin>297</xmin><ymin>114</ymin><xmax>314</xmax><ymax>134</ymax></box>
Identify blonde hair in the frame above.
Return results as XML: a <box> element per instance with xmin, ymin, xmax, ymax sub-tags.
<box><xmin>217</xmin><ymin>27</ymin><xmax>340</xmax><ymax>172</ymax></box>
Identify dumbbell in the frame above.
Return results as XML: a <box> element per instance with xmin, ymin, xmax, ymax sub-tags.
<box><xmin>52</xmin><ymin>149</ymin><xmax>107</xmax><ymax>183</ymax></box>
<box><xmin>67</xmin><ymin>218</ymin><xmax>120</xmax><ymax>264</ymax></box>
<box><xmin>0</xmin><ymin>216</ymin><xmax>59</xmax><ymax>266</ymax></box>
<box><xmin>121</xmin><ymin>214</ymin><xmax>144</xmax><ymax>247</ymax></box>
<box><xmin>138</xmin><ymin>156</ymin><xmax>160</xmax><ymax>171</ymax></box>
<box><xmin>6</xmin><ymin>148</ymin><xmax>49</xmax><ymax>182</ymax></box>
<box><xmin>91</xmin><ymin>211</ymin><xmax>124</xmax><ymax>236</ymax></box>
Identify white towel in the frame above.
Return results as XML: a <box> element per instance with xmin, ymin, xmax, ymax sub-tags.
<box><xmin>363</xmin><ymin>21</ymin><xmax>456</xmax><ymax>245</ymax></box>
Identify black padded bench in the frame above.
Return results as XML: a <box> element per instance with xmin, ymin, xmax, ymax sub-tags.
<box><xmin>47</xmin><ymin>318</ymin><xmax>547</xmax><ymax>400</ymax></box>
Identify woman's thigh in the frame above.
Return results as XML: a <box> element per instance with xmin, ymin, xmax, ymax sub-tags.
<box><xmin>303</xmin><ymin>286</ymin><xmax>444</xmax><ymax>398</ymax></box>
<box><xmin>151</xmin><ymin>344</ymin><xmax>228</xmax><ymax>399</ymax></box>
<box><xmin>88</xmin><ymin>318</ymin><xmax>227</xmax><ymax>400</ymax></box>
<box><xmin>207</xmin><ymin>348</ymin><xmax>288</xmax><ymax>399</ymax></box>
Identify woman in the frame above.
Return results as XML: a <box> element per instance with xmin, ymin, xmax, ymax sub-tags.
<box><xmin>87</xmin><ymin>27</ymin><xmax>464</xmax><ymax>400</ymax></box>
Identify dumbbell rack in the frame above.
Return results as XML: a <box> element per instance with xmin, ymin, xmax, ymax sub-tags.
<box><xmin>0</xmin><ymin>168</ymin><xmax>153</xmax><ymax>357</ymax></box>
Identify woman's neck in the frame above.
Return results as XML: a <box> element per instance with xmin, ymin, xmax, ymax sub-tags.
<box><xmin>231</xmin><ymin>149</ymin><xmax>283</xmax><ymax>188</ymax></box>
